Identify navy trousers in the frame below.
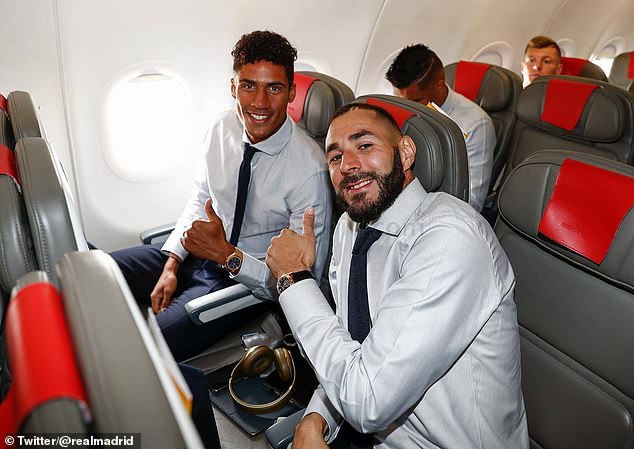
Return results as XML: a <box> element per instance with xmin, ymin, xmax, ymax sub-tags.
<box><xmin>110</xmin><ymin>243</ymin><xmax>267</xmax><ymax>362</ymax></box>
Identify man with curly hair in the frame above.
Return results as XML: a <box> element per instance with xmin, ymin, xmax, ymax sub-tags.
<box><xmin>112</xmin><ymin>30</ymin><xmax>332</xmax><ymax>361</ymax></box>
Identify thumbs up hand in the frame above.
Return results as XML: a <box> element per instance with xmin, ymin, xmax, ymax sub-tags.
<box><xmin>181</xmin><ymin>198</ymin><xmax>235</xmax><ymax>263</ymax></box>
<box><xmin>266</xmin><ymin>207</ymin><xmax>317</xmax><ymax>279</ymax></box>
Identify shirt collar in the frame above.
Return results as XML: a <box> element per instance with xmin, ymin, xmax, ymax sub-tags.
<box><xmin>440</xmin><ymin>85</ymin><xmax>457</xmax><ymax>113</ymax></box>
<box><xmin>370</xmin><ymin>178</ymin><xmax>427</xmax><ymax>237</ymax></box>
<box><xmin>241</xmin><ymin>115</ymin><xmax>293</xmax><ymax>155</ymax></box>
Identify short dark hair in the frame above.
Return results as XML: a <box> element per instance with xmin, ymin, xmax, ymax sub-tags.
<box><xmin>524</xmin><ymin>35</ymin><xmax>561</xmax><ymax>58</ymax></box>
<box><xmin>231</xmin><ymin>30</ymin><xmax>298</xmax><ymax>85</ymax></box>
<box><xmin>330</xmin><ymin>103</ymin><xmax>402</xmax><ymax>137</ymax></box>
<box><xmin>385</xmin><ymin>44</ymin><xmax>444</xmax><ymax>89</ymax></box>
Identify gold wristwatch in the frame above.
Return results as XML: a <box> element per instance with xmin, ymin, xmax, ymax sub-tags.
<box><xmin>222</xmin><ymin>249</ymin><xmax>243</xmax><ymax>275</ymax></box>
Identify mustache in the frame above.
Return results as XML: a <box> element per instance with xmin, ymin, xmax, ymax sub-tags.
<box><xmin>339</xmin><ymin>171</ymin><xmax>380</xmax><ymax>190</ymax></box>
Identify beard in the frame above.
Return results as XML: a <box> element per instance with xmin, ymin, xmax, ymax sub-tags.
<box><xmin>335</xmin><ymin>149</ymin><xmax>405</xmax><ymax>226</ymax></box>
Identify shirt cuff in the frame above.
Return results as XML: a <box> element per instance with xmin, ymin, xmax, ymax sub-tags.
<box><xmin>278</xmin><ymin>279</ymin><xmax>333</xmax><ymax>329</ymax></box>
<box><xmin>161</xmin><ymin>235</ymin><xmax>188</xmax><ymax>261</ymax></box>
<box><xmin>305</xmin><ymin>388</ymin><xmax>343</xmax><ymax>443</ymax></box>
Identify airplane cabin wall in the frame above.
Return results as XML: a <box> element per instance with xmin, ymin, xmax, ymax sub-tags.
<box><xmin>1</xmin><ymin>0</ymin><xmax>633</xmax><ymax>250</ymax></box>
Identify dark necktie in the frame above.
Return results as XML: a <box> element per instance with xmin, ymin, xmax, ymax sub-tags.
<box><xmin>228</xmin><ymin>142</ymin><xmax>258</xmax><ymax>246</ymax></box>
<box><xmin>348</xmin><ymin>226</ymin><xmax>382</xmax><ymax>342</ymax></box>
<box><xmin>344</xmin><ymin>227</ymin><xmax>382</xmax><ymax>448</ymax></box>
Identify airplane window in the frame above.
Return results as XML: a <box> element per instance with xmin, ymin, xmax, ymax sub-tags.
<box><xmin>472</xmin><ymin>41</ymin><xmax>513</xmax><ymax>69</ymax></box>
<box><xmin>591</xmin><ymin>37</ymin><xmax>626</xmax><ymax>77</ymax></box>
<box><xmin>557</xmin><ymin>39</ymin><xmax>576</xmax><ymax>57</ymax></box>
<box><xmin>103</xmin><ymin>72</ymin><xmax>195</xmax><ymax>182</ymax></box>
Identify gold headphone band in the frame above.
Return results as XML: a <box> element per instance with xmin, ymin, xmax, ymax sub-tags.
<box><xmin>228</xmin><ymin>347</ymin><xmax>296</xmax><ymax>414</ymax></box>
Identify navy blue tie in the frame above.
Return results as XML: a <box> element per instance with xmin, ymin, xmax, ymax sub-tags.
<box><xmin>348</xmin><ymin>226</ymin><xmax>382</xmax><ymax>342</ymax></box>
<box><xmin>229</xmin><ymin>143</ymin><xmax>258</xmax><ymax>246</ymax></box>
<box><xmin>344</xmin><ymin>227</ymin><xmax>381</xmax><ymax>448</ymax></box>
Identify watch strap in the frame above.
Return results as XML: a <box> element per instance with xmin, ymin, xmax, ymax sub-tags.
<box><xmin>277</xmin><ymin>270</ymin><xmax>313</xmax><ymax>294</ymax></box>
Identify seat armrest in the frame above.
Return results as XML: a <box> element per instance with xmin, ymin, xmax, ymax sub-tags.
<box><xmin>265</xmin><ymin>408</ymin><xmax>305</xmax><ymax>449</ymax></box>
<box><xmin>140</xmin><ymin>223</ymin><xmax>176</xmax><ymax>245</ymax></box>
<box><xmin>185</xmin><ymin>283</ymin><xmax>261</xmax><ymax>325</ymax></box>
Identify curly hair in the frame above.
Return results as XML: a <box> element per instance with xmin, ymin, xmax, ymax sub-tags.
<box><xmin>231</xmin><ymin>30</ymin><xmax>297</xmax><ymax>84</ymax></box>
<box><xmin>385</xmin><ymin>44</ymin><xmax>443</xmax><ymax>89</ymax></box>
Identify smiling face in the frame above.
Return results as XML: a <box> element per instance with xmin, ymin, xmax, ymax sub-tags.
<box><xmin>521</xmin><ymin>46</ymin><xmax>563</xmax><ymax>86</ymax></box>
<box><xmin>231</xmin><ymin>61</ymin><xmax>296</xmax><ymax>144</ymax></box>
<box><xmin>325</xmin><ymin>107</ymin><xmax>416</xmax><ymax>225</ymax></box>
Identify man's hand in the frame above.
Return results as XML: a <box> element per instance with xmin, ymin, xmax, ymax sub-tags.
<box><xmin>293</xmin><ymin>413</ymin><xmax>329</xmax><ymax>449</ymax></box>
<box><xmin>266</xmin><ymin>207</ymin><xmax>317</xmax><ymax>279</ymax></box>
<box><xmin>181</xmin><ymin>198</ymin><xmax>234</xmax><ymax>264</ymax></box>
<box><xmin>150</xmin><ymin>255</ymin><xmax>180</xmax><ymax>313</ymax></box>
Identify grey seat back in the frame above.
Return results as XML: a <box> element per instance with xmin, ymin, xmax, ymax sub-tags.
<box><xmin>0</xmin><ymin>144</ymin><xmax>37</xmax><ymax>297</ymax></box>
<box><xmin>560</xmin><ymin>56</ymin><xmax>609</xmax><ymax>81</ymax></box>
<box><xmin>353</xmin><ymin>94</ymin><xmax>470</xmax><ymax>201</ymax></box>
<box><xmin>7</xmin><ymin>91</ymin><xmax>42</xmax><ymax>141</ymax></box>
<box><xmin>57</xmin><ymin>250</ymin><xmax>203</xmax><ymax>448</ymax></box>
<box><xmin>495</xmin><ymin>150</ymin><xmax>634</xmax><ymax>449</ymax></box>
<box><xmin>1</xmin><ymin>272</ymin><xmax>92</xmax><ymax>434</ymax></box>
<box><xmin>15</xmin><ymin>137</ymin><xmax>88</xmax><ymax>285</ymax></box>
<box><xmin>504</xmin><ymin>75</ymin><xmax>634</xmax><ymax>180</ymax></box>
<box><xmin>609</xmin><ymin>51</ymin><xmax>634</xmax><ymax>93</ymax></box>
<box><xmin>445</xmin><ymin>61</ymin><xmax>522</xmax><ymax>189</ymax></box>
<box><xmin>287</xmin><ymin>71</ymin><xmax>354</xmax><ymax>146</ymax></box>
<box><xmin>0</xmin><ymin>95</ymin><xmax>15</xmax><ymax>150</ymax></box>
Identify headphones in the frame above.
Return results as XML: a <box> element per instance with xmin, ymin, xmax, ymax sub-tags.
<box><xmin>228</xmin><ymin>345</ymin><xmax>296</xmax><ymax>414</ymax></box>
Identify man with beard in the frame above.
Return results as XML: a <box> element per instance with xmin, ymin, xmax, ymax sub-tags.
<box><xmin>266</xmin><ymin>103</ymin><xmax>528</xmax><ymax>448</ymax></box>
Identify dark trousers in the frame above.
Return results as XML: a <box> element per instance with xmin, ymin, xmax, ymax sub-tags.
<box><xmin>179</xmin><ymin>363</ymin><xmax>221</xmax><ymax>449</ymax></box>
<box><xmin>111</xmin><ymin>243</ymin><xmax>266</xmax><ymax>362</ymax></box>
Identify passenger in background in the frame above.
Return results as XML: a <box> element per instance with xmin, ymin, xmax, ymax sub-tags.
<box><xmin>386</xmin><ymin>44</ymin><xmax>495</xmax><ymax>212</ymax></box>
<box><xmin>111</xmin><ymin>30</ymin><xmax>332</xmax><ymax>361</ymax></box>
<box><xmin>266</xmin><ymin>103</ymin><xmax>528</xmax><ymax>449</ymax></box>
<box><xmin>521</xmin><ymin>35</ymin><xmax>563</xmax><ymax>87</ymax></box>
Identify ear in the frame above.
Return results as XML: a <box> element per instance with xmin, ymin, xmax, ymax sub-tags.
<box><xmin>398</xmin><ymin>135</ymin><xmax>416</xmax><ymax>173</ymax></box>
<box><xmin>555</xmin><ymin>64</ymin><xmax>563</xmax><ymax>75</ymax></box>
<box><xmin>231</xmin><ymin>78</ymin><xmax>237</xmax><ymax>99</ymax></box>
<box><xmin>287</xmin><ymin>82</ymin><xmax>297</xmax><ymax>104</ymax></box>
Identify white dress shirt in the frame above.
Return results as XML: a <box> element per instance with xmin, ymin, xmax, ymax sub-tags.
<box><xmin>280</xmin><ymin>179</ymin><xmax>528</xmax><ymax>449</ymax></box>
<box><xmin>163</xmin><ymin>110</ymin><xmax>332</xmax><ymax>299</ymax></box>
<box><xmin>442</xmin><ymin>86</ymin><xmax>496</xmax><ymax>212</ymax></box>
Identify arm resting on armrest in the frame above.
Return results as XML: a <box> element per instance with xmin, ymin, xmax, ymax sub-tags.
<box><xmin>184</xmin><ymin>283</ymin><xmax>261</xmax><ymax>325</ymax></box>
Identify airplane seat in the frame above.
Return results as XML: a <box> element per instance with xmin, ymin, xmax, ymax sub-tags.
<box><xmin>55</xmin><ymin>250</ymin><xmax>203</xmax><ymax>448</ymax></box>
<box><xmin>0</xmin><ymin>94</ymin><xmax>15</xmax><ymax>150</ymax></box>
<box><xmin>494</xmin><ymin>149</ymin><xmax>634</xmax><ymax>449</ymax></box>
<box><xmin>352</xmin><ymin>94</ymin><xmax>470</xmax><ymax>201</ymax></box>
<box><xmin>608</xmin><ymin>51</ymin><xmax>634</xmax><ymax>93</ymax></box>
<box><xmin>287</xmin><ymin>71</ymin><xmax>354</xmax><ymax>146</ymax></box>
<box><xmin>560</xmin><ymin>56</ymin><xmax>609</xmax><ymax>82</ymax></box>
<box><xmin>265</xmin><ymin>94</ymin><xmax>471</xmax><ymax>449</ymax></box>
<box><xmin>0</xmin><ymin>272</ymin><xmax>91</xmax><ymax>435</ymax></box>
<box><xmin>444</xmin><ymin>61</ymin><xmax>522</xmax><ymax>190</ymax></box>
<box><xmin>14</xmin><ymin>137</ymin><xmax>89</xmax><ymax>285</ymax></box>
<box><xmin>6</xmin><ymin>91</ymin><xmax>43</xmax><ymax>142</ymax></box>
<box><xmin>502</xmin><ymin>74</ymin><xmax>634</xmax><ymax>182</ymax></box>
<box><xmin>0</xmin><ymin>142</ymin><xmax>37</xmax><ymax>301</ymax></box>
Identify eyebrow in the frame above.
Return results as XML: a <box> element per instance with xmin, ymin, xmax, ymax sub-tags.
<box><xmin>239</xmin><ymin>78</ymin><xmax>286</xmax><ymax>88</ymax></box>
<box><xmin>326</xmin><ymin>129</ymin><xmax>375</xmax><ymax>153</ymax></box>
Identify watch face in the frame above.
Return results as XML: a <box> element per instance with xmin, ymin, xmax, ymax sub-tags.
<box><xmin>227</xmin><ymin>255</ymin><xmax>242</xmax><ymax>271</ymax></box>
<box><xmin>277</xmin><ymin>275</ymin><xmax>293</xmax><ymax>293</ymax></box>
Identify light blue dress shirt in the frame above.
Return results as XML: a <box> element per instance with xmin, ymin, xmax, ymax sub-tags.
<box><xmin>280</xmin><ymin>179</ymin><xmax>528</xmax><ymax>449</ymax></box>
<box><xmin>442</xmin><ymin>86</ymin><xmax>496</xmax><ymax>212</ymax></box>
<box><xmin>163</xmin><ymin>110</ymin><xmax>332</xmax><ymax>299</ymax></box>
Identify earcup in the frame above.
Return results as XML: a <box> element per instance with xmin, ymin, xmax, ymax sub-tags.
<box><xmin>273</xmin><ymin>347</ymin><xmax>292</xmax><ymax>382</ymax></box>
<box><xmin>229</xmin><ymin>344</ymin><xmax>296</xmax><ymax>414</ymax></box>
<box><xmin>240</xmin><ymin>345</ymin><xmax>274</xmax><ymax>377</ymax></box>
